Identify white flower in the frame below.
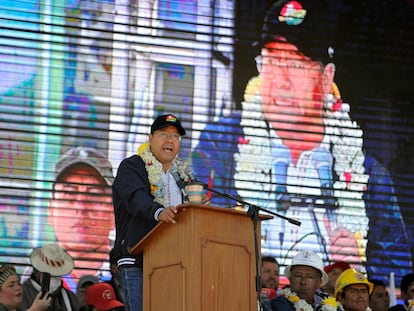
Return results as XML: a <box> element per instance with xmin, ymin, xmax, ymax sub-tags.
<box><xmin>296</xmin><ymin>299</ymin><xmax>313</xmax><ymax>311</ymax></box>
<box><xmin>279</xmin><ymin>288</ymin><xmax>312</xmax><ymax>311</ymax></box>
<box><xmin>321</xmin><ymin>297</ymin><xmax>344</xmax><ymax>311</ymax></box>
<box><xmin>279</xmin><ymin>288</ymin><xmax>343</xmax><ymax>311</ymax></box>
<box><xmin>137</xmin><ymin>141</ymin><xmax>191</xmax><ymax>207</ymax></box>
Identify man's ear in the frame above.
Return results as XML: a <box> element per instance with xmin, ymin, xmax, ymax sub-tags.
<box><xmin>322</xmin><ymin>63</ymin><xmax>336</xmax><ymax>95</ymax></box>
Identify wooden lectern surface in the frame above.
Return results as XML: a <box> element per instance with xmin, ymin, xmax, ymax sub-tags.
<box><xmin>130</xmin><ymin>204</ymin><xmax>271</xmax><ymax>311</ymax></box>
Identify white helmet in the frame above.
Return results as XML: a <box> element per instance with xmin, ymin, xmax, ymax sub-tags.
<box><xmin>284</xmin><ymin>251</ymin><xmax>329</xmax><ymax>286</ymax></box>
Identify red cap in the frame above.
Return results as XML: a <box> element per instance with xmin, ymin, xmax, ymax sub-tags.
<box><xmin>279</xmin><ymin>276</ymin><xmax>290</xmax><ymax>289</ymax></box>
<box><xmin>86</xmin><ymin>283</ymin><xmax>124</xmax><ymax>311</ymax></box>
<box><xmin>324</xmin><ymin>261</ymin><xmax>350</xmax><ymax>273</ymax></box>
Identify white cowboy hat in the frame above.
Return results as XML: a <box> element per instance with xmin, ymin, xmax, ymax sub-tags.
<box><xmin>30</xmin><ymin>243</ymin><xmax>74</xmax><ymax>276</ymax></box>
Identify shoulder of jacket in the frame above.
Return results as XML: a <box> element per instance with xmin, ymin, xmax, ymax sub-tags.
<box><xmin>121</xmin><ymin>154</ymin><xmax>143</xmax><ymax>165</ymax></box>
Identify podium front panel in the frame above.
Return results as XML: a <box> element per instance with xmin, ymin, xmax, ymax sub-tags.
<box><xmin>133</xmin><ymin>204</ymin><xmax>268</xmax><ymax>311</ymax></box>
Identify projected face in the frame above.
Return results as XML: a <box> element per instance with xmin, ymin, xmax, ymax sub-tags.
<box><xmin>259</xmin><ymin>41</ymin><xmax>334</xmax><ymax>162</ymax></box>
<box><xmin>48</xmin><ymin>164</ymin><xmax>113</xmax><ymax>272</ymax></box>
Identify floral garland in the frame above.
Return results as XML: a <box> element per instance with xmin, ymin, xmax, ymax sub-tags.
<box><xmin>137</xmin><ymin>141</ymin><xmax>191</xmax><ymax>207</ymax></box>
<box><xmin>279</xmin><ymin>288</ymin><xmax>343</xmax><ymax>311</ymax></box>
<box><xmin>279</xmin><ymin>287</ymin><xmax>312</xmax><ymax>311</ymax></box>
<box><xmin>320</xmin><ymin>297</ymin><xmax>343</xmax><ymax>311</ymax></box>
<box><xmin>408</xmin><ymin>299</ymin><xmax>414</xmax><ymax>311</ymax></box>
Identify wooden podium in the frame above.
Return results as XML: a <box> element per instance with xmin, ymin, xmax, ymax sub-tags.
<box><xmin>130</xmin><ymin>204</ymin><xmax>271</xmax><ymax>311</ymax></box>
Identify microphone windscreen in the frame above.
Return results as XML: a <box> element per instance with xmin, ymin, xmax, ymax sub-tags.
<box><xmin>184</xmin><ymin>166</ymin><xmax>196</xmax><ymax>182</ymax></box>
<box><xmin>260</xmin><ymin>288</ymin><xmax>277</xmax><ymax>299</ymax></box>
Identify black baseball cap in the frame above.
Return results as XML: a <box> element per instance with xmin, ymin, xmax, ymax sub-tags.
<box><xmin>261</xmin><ymin>0</ymin><xmax>338</xmax><ymax>63</ymax></box>
<box><xmin>150</xmin><ymin>114</ymin><xmax>186</xmax><ymax>136</ymax></box>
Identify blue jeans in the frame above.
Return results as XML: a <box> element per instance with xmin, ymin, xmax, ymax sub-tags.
<box><xmin>119</xmin><ymin>266</ymin><xmax>143</xmax><ymax>311</ymax></box>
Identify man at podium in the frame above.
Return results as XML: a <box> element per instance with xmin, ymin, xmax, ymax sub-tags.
<box><xmin>112</xmin><ymin>114</ymin><xmax>194</xmax><ymax>311</ymax></box>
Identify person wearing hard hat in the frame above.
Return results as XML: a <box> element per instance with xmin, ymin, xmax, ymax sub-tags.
<box><xmin>271</xmin><ymin>250</ymin><xmax>338</xmax><ymax>311</ymax></box>
<box><xmin>335</xmin><ymin>268</ymin><xmax>373</xmax><ymax>311</ymax></box>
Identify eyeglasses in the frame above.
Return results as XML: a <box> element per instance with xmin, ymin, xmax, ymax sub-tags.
<box><xmin>255</xmin><ymin>55</ymin><xmax>322</xmax><ymax>72</ymax></box>
<box><xmin>154</xmin><ymin>132</ymin><xmax>181</xmax><ymax>142</ymax></box>
<box><xmin>54</xmin><ymin>184</ymin><xmax>111</xmax><ymax>201</ymax></box>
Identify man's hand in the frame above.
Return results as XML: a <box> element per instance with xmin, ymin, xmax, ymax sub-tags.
<box><xmin>158</xmin><ymin>206</ymin><xmax>178</xmax><ymax>223</ymax></box>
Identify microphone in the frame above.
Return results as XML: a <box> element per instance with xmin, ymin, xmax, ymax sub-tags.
<box><xmin>169</xmin><ymin>166</ymin><xmax>187</xmax><ymax>199</ymax></box>
<box><xmin>184</xmin><ymin>166</ymin><xmax>197</xmax><ymax>183</ymax></box>
<box><xmin>260</xmin><ymin>288</ymin><xmax>277</xmax><ymax>300</ymax></box>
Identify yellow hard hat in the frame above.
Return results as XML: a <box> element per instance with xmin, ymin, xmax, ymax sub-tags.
<box><xmin>334</xmin><ymin>268</ymin><xmax>373</xmax><ymax>297</ymax></box>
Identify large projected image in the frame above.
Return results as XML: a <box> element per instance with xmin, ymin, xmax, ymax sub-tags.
<box><xmin>232</xmin><ymin>0</ymin><xmax>411</xmax><ymax>282</ymax></box>
<box><xmin>235</xmin><ymin>17</ymin><xmax>369</xmax><ymax>268</ymax></box>
<box><xmin>192</xmin><ymin>0</ymin><xmax>413</xmax><ymax>287</ymax></box>
<box><xmin>48</xmin><ymin>147</ymin><xmax>115</xmax><ymax>289</ymax></box>
<box><xmin>0</xmin><ymin>0</ymin><xmax>413</xmax><ymax>295</ymax></box>
<box><xmin>0</xmin><ymin>0</ymin><xmax>117</xmax><ymax>285</ymax></box>
<box><xmin>0</xmin><ymin>0</ymin><xmax>45</xmax><ymax>267</ymax></box>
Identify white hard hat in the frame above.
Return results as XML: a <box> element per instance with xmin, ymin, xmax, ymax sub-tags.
<box><xmin>284</xmin><ymin>251</ymin><xmax>329</xmax><ymax>286</ymax></box>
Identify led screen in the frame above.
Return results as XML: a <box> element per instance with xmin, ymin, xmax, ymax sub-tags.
<box><xmin>0</xmin><ymin>0</ymin><xmax>413</xmax><ymax>294</ymax></box>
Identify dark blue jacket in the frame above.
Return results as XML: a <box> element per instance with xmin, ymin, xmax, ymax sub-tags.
<box><xmin>112</xmin><ymin>155</ymin><xmax>164</xmax><ymax>268</ymax></box>
<box><xmin>270</xmin><ymin>295</ymin><xmax>295</xmax><ymax>311</ymax></box>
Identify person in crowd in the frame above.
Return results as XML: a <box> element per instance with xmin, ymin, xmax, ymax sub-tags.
<box><xmin>270</xmin><ymin>250</ymin><xmax>341</xmax><ymax>311</ymax></box>
<box><xmin>20</xmin><ymin>243</ymin><xmax>81</xmax><ymax>311</ymax></box>
<box><xmin>388</xmin><ymin>273</ymin><xmax>414</xmax><ymax>311</ymax></box>
<box><xmin>322</xmin><ymin>261</ymin><xmax>351</xmax><ymax>296</ymax></box>
<box><xmin>0</xmin><ymin>264</ymin><xmax>50</xmax><ymax>311</ymax></box>
<box><xmin>260</xmin><ymin>255</ymin><xmax>280</xmax><ymax>311</ymax></box>
<box><xmin>112</xmin><ymin>114</ymin><xmax>194</xmax><ymax>311</ymax></box>
<box><xmin>77</xmin><ymin>275</ymin><xmax>99</xmax><ymax>308</ymax></box>
<box><xmin>84</xmin><ymin>283</ymin><xmax>124</xmax><ymax>311</ymax></box>
<box><xmin>261</xmin><ymin>255</ymin><xmax>280</xmax><ymax>292</ymax></box>
<box><xmin>104</xmin><ymin>249</ymin><xmax>123</xmax><ymax>304</ymax></box>
<box><xmin>334</xmin><ymin>268</ymin><xmax>373</xmax><ymax>311</ymax></box>
<box><xmin>369</xmin><ymin>279</ymin><xmax>390</xmax><ymax>311</ymax></box>
<box><xmin>48</xmin><ymin>146</ymin><xmax>114</xmax><ymax>289</ymax></box>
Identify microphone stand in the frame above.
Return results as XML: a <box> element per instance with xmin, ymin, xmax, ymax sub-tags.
<box><xmin>202</xmin><ymin>184</ymin><xmax>301</xmax><ymax>226</ymax></box>
<box><xmin>198</xmin><ymin>182</ymin><xmax>301</xmax><ymax>309</ymax></box>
